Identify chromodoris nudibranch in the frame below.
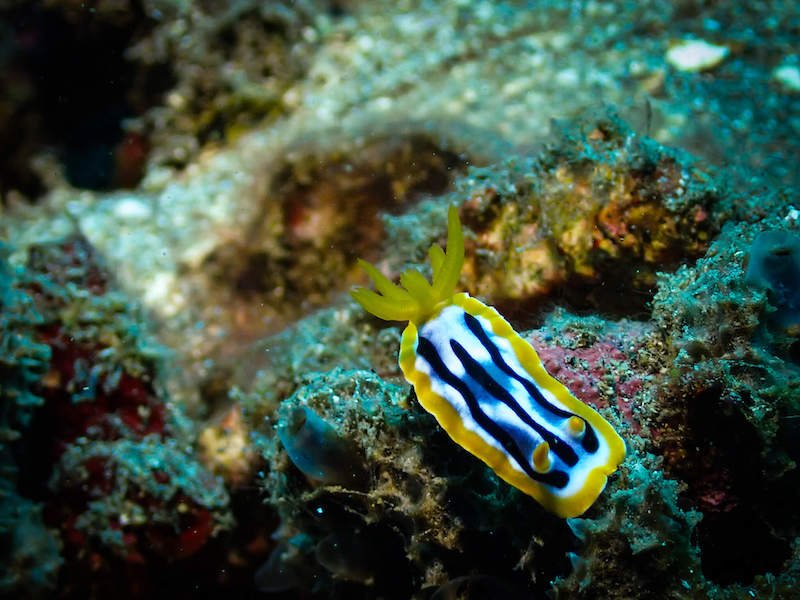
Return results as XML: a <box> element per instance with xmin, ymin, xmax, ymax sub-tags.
<box><xmin>351</xmin><ymin>206</ymin><xmax>625</xmax><ymax>517</ymax></box>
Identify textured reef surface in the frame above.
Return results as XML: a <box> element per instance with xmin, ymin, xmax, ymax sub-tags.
<box><xmin>1</xmin><ymin>1</ymin><xmax>799</xmax><ymax>598</ymax></box>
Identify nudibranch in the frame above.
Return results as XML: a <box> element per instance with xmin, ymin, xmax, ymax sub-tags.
<box><xmin>351</xmin><ymin>206</ymin><xmax>625</xmax><ymax>518</ymax></box>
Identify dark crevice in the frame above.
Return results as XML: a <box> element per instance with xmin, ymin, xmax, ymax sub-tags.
<box><xmin>0</xmin><ymin>3</ymin><xmax>172</xmax><ymax>198</ymax></box>
<box><xmin>664</xmin><ymin>388</ymin><xmax>793</xmax><ymax>585</ymax></box>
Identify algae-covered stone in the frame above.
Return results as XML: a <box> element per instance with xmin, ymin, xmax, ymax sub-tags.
<box><xmin>0</xmin><ymin>233</ymin><xmax>234</xmax><ymax>596</ymax></box>
<box><xmin>553</xmin><ymin>453</ymin><xmax>704</xmax><ymax>598</ymax></box>
<box><xmin>50</xmin><ymin>436</ymin><xmax>231</xmax><ymax>561</ymax></box>
<box><xmin>649</xmin><ymin>218</ymin><xmax>800</xmax><ymax>589</ymax></box>
<box><xmin>253</xmin><ymin>367</ymin><xmax>571</xmax><ymax>596</ymax></box>
<box><xmin>381</xmin><ymin>114</ymin><xmax>721</xmax><ymax>315</ymax></box>
<box><xmin>0</xmin><ymin>244</ymin><xmax>59</xmax><ymax>596</ymax></box>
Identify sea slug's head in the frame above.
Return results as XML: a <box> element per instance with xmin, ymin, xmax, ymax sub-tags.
<box><xmin>351</xmin><ymin>205</ymin><xmax>464</xmax><ymax>325</ymax></box>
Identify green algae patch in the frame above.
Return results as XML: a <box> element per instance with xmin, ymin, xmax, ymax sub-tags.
<box><xmin>553</xmin><ymin>453</ymin><xmax>704</xmax><ymax>598</ymax></box>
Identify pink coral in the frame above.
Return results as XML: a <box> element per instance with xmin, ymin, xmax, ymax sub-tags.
<box><xmin>526</xmin><ymin>324</ymin><xmax>648</xmax><ymax>434</ymax></box>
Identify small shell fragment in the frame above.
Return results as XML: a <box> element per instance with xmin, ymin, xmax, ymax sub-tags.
<box><xmin>666</xmin><ymin>39</ymin><xmax>729</xmax><ymax>72</ymax></box>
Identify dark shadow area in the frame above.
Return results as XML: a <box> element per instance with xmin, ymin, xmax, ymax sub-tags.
<box><xmin>0</xmin><ymin>3</ymin><xmax>172</xmax><ymax>197</ymax></box>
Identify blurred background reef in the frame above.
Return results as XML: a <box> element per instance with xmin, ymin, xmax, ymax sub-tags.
<box><xmin>0</xmin><ymin>1</ymin><xmax>799</xmax><ymax>598</ymax></box>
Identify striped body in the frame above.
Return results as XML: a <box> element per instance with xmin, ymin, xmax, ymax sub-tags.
<box><xmin>399</xmin><ymin>293</ymin><xmax>625</xmax><ymax>518</ymax></box>
<box><xmin>352</xmin><ymin>205</ymin><xmax>624</xmax><ymax>517</ymax></box>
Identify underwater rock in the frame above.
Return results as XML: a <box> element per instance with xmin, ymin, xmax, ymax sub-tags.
<box><xmin>48</xmin><ymin>436</ymin><xmax>231</xmax><ymax>565</ymax></box>
<box><xmin>651</xmin><ymin>220</ymin><xmax>800</xmax><ymax>587</ymax></box>
<box><xmin>0</xmin><ymin>241</ymin><xmax>50</xmax><ymax>444</ymax></box>
<box><xmin>0</xmin><ymin>244</ymin><xmax>57</xmax><ymax>596</ymax></box>
<box><xmin>382</xmin><ymin>114</ymin><xmax>721</xmax><ymax>317</ymax></box>
<box><xmin>128</xmin><ymin>0</ymin><xmax>323</xmax><ymax>170</ymax></box>
<box><xmin>250</xmin><ymin>366</ymin><xmax>575</xmax><ymax>597</ymax></box>
<box><xmin>651</xmin><ymin>220</ymin><xmax>797</xmax><ymax>469</ymax></box>
<box><xmin>552</xmin><ymin>454</ymin><xmax>704</xmax><ymax>598</ymax></box>
<box><xmin>18</xmin><ymin>235</ymin><xmax>181</xmax><ymax>464</ymax></box>
<box><xmin>653</xmin><ymin>222</ymin><xmax>768</xmax><ymax>367</ymax></box>
<box><xmin>0</xmin><ymin>234</ymin><xmax>236</xmax><ymax>596</ymax></box>
<box><xmin>525</xmin><ymin>309</ymin><xmax>652</xmax><ymax>434</ymax></box>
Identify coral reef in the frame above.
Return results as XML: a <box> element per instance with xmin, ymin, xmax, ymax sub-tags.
<box><xmin>455</xmin><ymin>114</ymin><xmax>720</xmax><ymax>313</ymax></box>
<box><xmin>1</xmin><ymin>0</ymin><xmax>800</xmax><ymax>598</ymax></box>
<box><xmin>0</xmin><ymin>242</ymin><xmax>59</xmax><ymax>597</ymax></box>
<box><xmin>552</xmin><ymin>453</ymin><xmax>704</xmax><ymax>598</ymax></box>
<box><xmin>49</xmin><ymin>436</ymin><xmax>230</xmax><ymax>565</ymax></box>
<box><xmin>128</xmin><ymin>0</ymin><xmax>326</xmax><ymax>170</ymax></box>
<box><xmin>6</xmin><ymin>117</ymin><xmax>800</xmax><ymax>598</ymax></box>
<box><xmin>148</xmin><ymin>110</ymin><xmax>796</xmax><ymax>598</ymax></box>
<box><xmin>240</xmin><ymin>132</ymin><xmax>800</xmax><ymax>597</ymax></box>
<box><xmin>242</xmin><ymin>298</ymin><xmax>685</xmax><ymax>598</ymax></box>
<box><xmin>1</xmin><ymin>233</ymin><xmax>234</xmax><ymax>596</ymax></box>
<box><xmin>525</xmin><ymin>309</ymin><xmax>653</xmax><ymax>435</ymax></box>
<box><xmin>648</xmin><ymin>218</ymin><xmax>800</xmax><ymax>589</ymax></box>
<box><xmin>0</xmin><ymin>241</ymin><xmax>50</xmax><ymax>445</ymax></box>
